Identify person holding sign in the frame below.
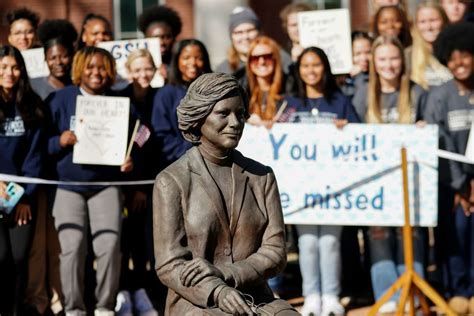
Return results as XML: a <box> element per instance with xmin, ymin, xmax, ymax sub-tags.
<box><xmin>30</xmin><ymin>19</ymin><xmax>77</xmax><ymax>100</ymax></box>
<box><xmin>47</xmin><ymin>46</ymin><xmax>134</xmax><ymax>316</ymax></box>
<box><xmin>246</xmin><ymin>36</ymin><xmax>286</xmax><ymax>129</ymax></box>
<box><xmin>281</xmin><ymin>47</ymin><xmax>359</xmax><ymax>316</ymax></box>
<box><xmin>138</xmin><ymin>5</ymin><xmax>182</xmax><ymax>81</ymax></box>
<box><xmin>279</xmin><ymin>3</ymin><xmax>313</xmax><ymax>62</ymax></box>
<box><xmin>424</xmin><ymin>22</ymin><xmax>474</xmax><ymax>315</ymax></box>
<box><xmin>352</xmin><ymin>35</ymin><xmax>427</xmax><ymax>313</ymax></box>
<box><xmin>153</xmin><ymin>72</ymin><xmax>298</xmax><ymax>315</ymax></box>
<box><xmin>7</xmin><ymin>8</ymin><xmax>40</xmax><ymax>51</ymax></box>
<box><xmin>151</xmin><ymin>39</ymin><xmax>212</xmax><ymax>166</ymax></box>
<box><xmin>372</xmin><ymin>5</ymin><xmax>412</xmax><ymax>48</ymax></box>
<box><xmin>340</xmin><ymin>32</ymin><xmax>374</xmax><ymax>99</ymax></box>
<box><xmin>0</xmin><ymin>45</ymin><xmax>45</xmax><ymax>315</ymax></box>
<box><xmin>408</xmin><ymin>2</ymin><xmax>452</xmax><ymax>90</ymax></box>
<box><xmin>116</xmin><ymin>48</ymin><xmax>159</xmax><ymax>316</ymax></box>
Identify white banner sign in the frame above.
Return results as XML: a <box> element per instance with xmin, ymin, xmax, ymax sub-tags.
<box><xmin>98</xmin><ymin>38</ymin><xmax>164</xmax><ymax>89</ymax></box>
<box><xmin>21</xmin><ymin>48</ymin><xmax>49</xmax><ymax>78</ymax></box>
<box><xmin>73</xmin><ymin>96</ymin><xmax>130</xmax><ymax>166</ymax></box>
<box><xmin>237</xmin><ymin>124</ymin><xmax>439</xmax><ymax>227</ymax></box>
<box><xmin>298</xmin><ymin>9</ymin><xmax>352</xmax><ymax>74</ymax></box>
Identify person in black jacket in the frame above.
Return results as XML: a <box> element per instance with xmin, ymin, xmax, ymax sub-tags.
<box><xmin>0</xmin><ymin>45</ymin><xmax>45</xmax><ymax>316</ymax></box>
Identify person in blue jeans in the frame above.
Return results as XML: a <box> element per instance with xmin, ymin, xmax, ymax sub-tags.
<box><xmin>281</xmin><ymin>46</ymin><xmax>359</xmax><ymax>316</ymax></box>
<box><xmin>353</xmin><ymin>35</ymin><xmax>428</xmax><ymax>313</ymax></box>
<box><xmin>424</xmin><ymin>23</ymin><xmax>474</xmax><ymax>315</ymax></box>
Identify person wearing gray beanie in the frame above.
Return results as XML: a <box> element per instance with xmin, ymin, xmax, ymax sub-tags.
<box><xmin>216</xmin><ymin>6</ymin><xmax>261</xmax><ymax>77</ymax></box>
<box><xmin>216</xmin><ymin>6</ymin><xmax>292</xmax><ymax>88</ymax></box>
<box><xmin>228</xmin><ymin>6</ymin><xmax>261</xmax><ymax>34</ymax></box>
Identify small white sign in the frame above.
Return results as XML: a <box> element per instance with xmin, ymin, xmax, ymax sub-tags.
<box><xmin>298</xmin><ymin>9</ymin><xmax>353</xmax><ymax>74</ymax></box>
<box><xmin>21</xmin><ymin>48</ymin><xmax>49</xmax><ymax>78</ymax></box>
<box><xmin>73</xmin><ymin>95</ymin><xmax>130</xmax><ymax>166</ymax></box>
<box><xmin>98</xmin><ymin>38</ymin><xmax>164</xmax><ymax>88</ymax></box>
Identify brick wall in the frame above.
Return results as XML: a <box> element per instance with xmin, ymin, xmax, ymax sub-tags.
<box><xmin>351</xmin><ymin>0</ymin><xmax>370</xmax><ymax>32</ymax></box>
<box><xmin>166</xmin><ymin>0</ymin><xmax>194</xmax><ymax>39</ymax></box>
<box><xmin>0</xmin><ymin>0</ymin><xmax>113</xmax><ymax>45</ymax></box>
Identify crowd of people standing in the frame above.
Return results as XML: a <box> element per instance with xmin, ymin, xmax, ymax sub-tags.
<box><xmin>0</xmin><ymin>1</ymin><xmax>473</xmax><ymax>315</ymax></box>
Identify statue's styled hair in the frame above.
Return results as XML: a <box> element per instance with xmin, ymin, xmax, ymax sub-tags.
<box><xmin>177</xmin><ymin>73</ymin><xmax>249</xmax><ymax>144</ymax></box>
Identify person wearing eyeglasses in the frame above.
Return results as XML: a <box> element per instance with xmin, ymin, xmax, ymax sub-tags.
<box><xmin>7</xmin><ymin>8</ymin><xmax>40</xmax><ymax>51</ymax></box>
<box><xmin>217</xmin><ymin>6</ymin><xmax>291</xmax><ymax>84</ymax></box>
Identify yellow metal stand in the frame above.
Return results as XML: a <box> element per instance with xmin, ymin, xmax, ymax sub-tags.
<box><xmin>368</xmin><ymin>147</ymin><xmax>456</xmax><ymax>316</ymax></box>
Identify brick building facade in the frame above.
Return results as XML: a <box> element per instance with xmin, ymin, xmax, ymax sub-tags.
<box><xmin>0</xmin><ymin>0</ymin><xmax>373</xmax><ymax>67</ymax></box>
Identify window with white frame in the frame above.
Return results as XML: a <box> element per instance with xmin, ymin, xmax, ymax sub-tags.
<box><xmin>113</xmin><ymin>0</ymin><xmax>162</xmax><ymax>40</ymax></box>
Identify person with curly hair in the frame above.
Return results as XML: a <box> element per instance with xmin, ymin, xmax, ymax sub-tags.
<box><xmin>30</xmin><ymin>19</ymin><xmax>78</xmax><ymax>100</ymax></box>
<box><xmin>424</xmin><ymin>22</ymin><xmax>474</xmax><ymax>315</ymax></box>
<box><xmin>138</xmin><ymin>5</ymin><xmax>182</xmax><ymax>80</ymax></box>
<box><xmin>77</xmin><ymin>13</ymin><xmax>113</xmax><ymax>49</ymax></box>
<box><xmin>7</xmin><ymin>8</ymin><xmax>40</xmax><ymax>51</ymax></box>
<box><xmin>25</xmin><ymin>18</ymin><xmax>78</xmax><ymax>316</ymax></box>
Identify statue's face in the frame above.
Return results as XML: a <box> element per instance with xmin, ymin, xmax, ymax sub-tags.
<box><xmin>200</xmin><ymin>95</ymin><xmax>246</xmax><ymax>151</ymax></box>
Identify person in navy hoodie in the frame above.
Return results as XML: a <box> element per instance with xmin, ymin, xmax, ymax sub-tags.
<box><xmin>0</xmin><ymin>45</ymin><xmax>45</xmax><ymax>316</ymax></box>
<box><xmin>280</xmin><ymin>46</ymin><xmax>359</xmax><ymax>316</ymax></box>
<box><xmin>116</xmin><ymin>48</ymin><xmax>159</xmax><ymax>315</ymax></box>
<box><xmin>151</xmin><ymin>39</ymin><xmax>212</xmax><ymax>167</ymax></box>
<box><xmin>47</xmin><ymin>46</ymin><xmax>134</xmax><ymax>316</ymax></box>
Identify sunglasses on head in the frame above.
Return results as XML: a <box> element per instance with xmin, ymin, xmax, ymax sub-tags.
<box><xmin>249</xmin><ymin>53</ymin><xmax>274</xmax><ymax>64</ymax></box>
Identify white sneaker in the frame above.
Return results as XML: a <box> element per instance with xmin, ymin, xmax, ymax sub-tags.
<box><xmin>378</xmin><ymin>301</ymin><xmax>397</xmax><ymax>314</ymax></box>
<box><xmin>94</xmin><ymin>309</ymin><xmax>114</xmax><ymax>316</ymax></box>
<box><xmin>301</xmin><ymin>293</ymin><xmax>322</xmax><ymax>316</ymax></box>
<box><xmin>134</xmin><ymin>288</ymin><xmax>158</xmax><ymax>316</ymax></box>
<box><xmin>321</xmin><ymin>295</ymin><xmax>345</xmax><ymax>316</ymax></box>
<box><xmin>115</xmin><ymin>290</ymin><xmax>133</xmax><ymax>316</ymax></box>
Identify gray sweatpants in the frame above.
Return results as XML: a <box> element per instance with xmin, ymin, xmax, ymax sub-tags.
<box><xmin>53</xmin><ymin>187</ymin><xmax>122</xmax><ymax>313</ymax></box>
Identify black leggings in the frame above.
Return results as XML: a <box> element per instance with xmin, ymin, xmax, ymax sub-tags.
<box><xmin>0</xmin><ymin>215</ymin><xmax>34</xmax><ymax>315</ymax></box>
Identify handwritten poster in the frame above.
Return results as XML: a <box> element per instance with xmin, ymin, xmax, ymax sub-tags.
<box><xmin>73</xmin><ymin>96</ymin><xmax>130</xmax><ymax>166</ymax></box>
<box><xmin>298</xmin><ymin>9</ymin><xmax>352</xmax><ymax>74</ymax></box>
<box><xmin>21</xmin><ymin>48</ymin><xmax>49</xmax><ymax>78</ymax></box>
<box><xmin>98</xmin><ymin>38</ymin><xmax>163</xmax><ymax>89</ymax></box>
<box><xmin>237</xmin><ymin>124</ymin><xmax>439</xmax><ymax>227</ymax></box>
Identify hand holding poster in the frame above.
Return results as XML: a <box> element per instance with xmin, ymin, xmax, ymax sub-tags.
<box><xmin>464</xmin><ymin>121</ymin><xmax>474</xmax><ymax>162</ymax></box>
<box><xmin>298</xmin><ymin>9</ymin><xmax>352</xmax><ymax>74</ymax></box>
<box><xmin>73</xmin><ymin>96</ymin><xmax>130</xmax><ymax>166</ymax></box>
<box><xmin>21</xmin><ymin>48</ymin><xmax>49</xmax><ymax>78</ymax></box>
<box><xmin>98</xmin><ymin>38</ymin><xmax>163</xmax><ymax>88</ymax></box>
<box><xmin>237</xmin><ymin>124</ymin><xmax>438</xmax><ymax>227</ymax></box>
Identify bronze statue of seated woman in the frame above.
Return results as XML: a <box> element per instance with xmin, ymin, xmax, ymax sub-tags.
<box><xmin>153</xmin><ymin>73</ymin><xmax>299</xmax><ymax>315</ymax></box>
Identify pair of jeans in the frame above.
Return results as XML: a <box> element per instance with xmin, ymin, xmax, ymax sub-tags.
<box><xmin>436</xmin><ymin>203</ymin><xmax>474</xmax><ymax>297</ymax></box>
<box><xmin>369</xmin><ymin>227</ymin><xmax>424</xmax><ymax>301</ymax></box>
<box><xmin>296</xmin><ymin>225</ymin><xmax>342</xmax><ymax>296</ymax></box>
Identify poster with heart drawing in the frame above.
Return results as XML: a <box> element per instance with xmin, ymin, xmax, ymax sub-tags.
<box><xmin>73</xmin><ymin>95</ymin><xmax>130</xmax><ymax>166</ymax></box>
